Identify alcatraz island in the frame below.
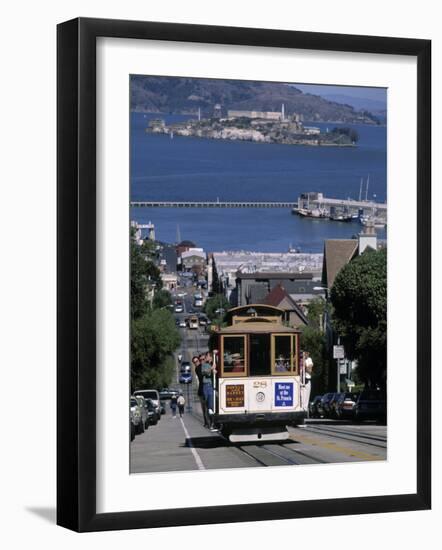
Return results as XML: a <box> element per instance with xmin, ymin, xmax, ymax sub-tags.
<box><xmin>146</xmin><ymin>104</ymin><xmax>359</xmax><ymax>147</ymax></box>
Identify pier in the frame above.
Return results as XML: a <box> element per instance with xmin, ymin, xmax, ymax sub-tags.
<box><xmin>131</xmin><ymin>201</ymin><xmax>296</xmax><ymax>208</ymax></box>
<box><xmin>130</xmin><ymin>195</ymin><xmax>387</xmax><ymax>212</ymax></box>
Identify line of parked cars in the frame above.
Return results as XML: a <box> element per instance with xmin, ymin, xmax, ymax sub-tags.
<box><xmin>309</xmin><ymin>390</ymin><xmax>386</xmax><ymax>423</ymax></box>
<box><xmin>130</xmin><ymin>389</ymin><xmax>167</xmax><ymax>442</ymax></box>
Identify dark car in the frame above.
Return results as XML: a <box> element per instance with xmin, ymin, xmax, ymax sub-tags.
<box><xmin>180</xmin><ymin>361</ymin><xmax>191</xmax><ymax>372</ymax></box>
<box><xmin>320</xmin><ymin>392</ymin><xmax>337</xmax><ymax>418</ymax></box>
<box><xmin>179</xmin><ymin>371</ymin><xmax>192</xmax><ymax>384</ymax></box>
<box><xmin>145</xmin><ymin>398</ymin><xmax>158</xmax><ymax>425</ymax></box>
<box><xmin>329</xmin><ymin>393</ymin><xmax>344</xmax><ymax>418</ymax></box>
<box><xmin>353</xmin><ymin>390</ymin><xmax>386</xmax><ymax>423</ymax></box>
<box><xmin>309</xmin><ymin>395</ymin><xmax>323</xmax><ymax>418</ymax></box>
<box><xmin>335</xmin><ymin>392</ymin><xmax>358</xmax><ymax>420</ymax></box>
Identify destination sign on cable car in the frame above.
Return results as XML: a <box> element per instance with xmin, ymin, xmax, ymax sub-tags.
<box><xmin>225</xmin><ymin>384</ymin><xmax>245</xmax><ymax>408</ymax></box>
<box><xmin>274</xmin><ymin>382</ymin><xmax>294</xmax><ymax>407</ymax></box>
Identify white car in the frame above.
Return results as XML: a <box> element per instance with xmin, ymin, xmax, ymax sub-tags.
<box><xmin>179</xmin><ymin>319</ymin><xmax>187</xmax><ymax>328</ymax></box>
<box><xmin>174</xmin><ymin>305</ymin><xmax>184</xmax><ymax>313</ymax></box>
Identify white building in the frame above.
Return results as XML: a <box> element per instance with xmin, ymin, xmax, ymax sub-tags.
<box><xmin>212</xmin><ymin>250</ymin><xmax>323</xmax><ymax>300</ymax></box>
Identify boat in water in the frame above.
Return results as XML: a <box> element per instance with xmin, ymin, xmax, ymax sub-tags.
<box><xmin>329</xmin><ymin>213</ymin><xmax>353</xmax><ymax>222</ymax></box>
<box><xmin>360</xmin><ymin>215</ymin><xmax>386</xmax><ymax>229</ymax></box>
<box><xmin>294</xmin><ymin>207</ymin><xmax>329</xmax><ymax>219</ymax></box>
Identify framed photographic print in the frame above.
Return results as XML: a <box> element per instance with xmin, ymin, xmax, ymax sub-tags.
<box><xmin>57</xmin><ymin>17</ymin><xmax>431</xmax><ymax>532</ymax></box>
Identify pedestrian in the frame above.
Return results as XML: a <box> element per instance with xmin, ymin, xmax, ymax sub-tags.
<box><xmin>302</xmin><ymin>351</ymin><xmax>314</xmax><ymax>414</ymax></box>
<box><xmin>170</xmin><ymin>393</ymin><xmax>178</xmax><ymax>418</ymax></box>
<box><xmin>177</xmin><ymin>392</ymin><xmax>185</xmax><ymax>418</ymax></box>
<box><xmin>201</xmin><ymin>351</ymin><xmax>217</xmax><ymax>431</ymax></box>
<box><xmin>192</xmin><ymin>355</ymin><xmax>210</xmax><ymax>427</ymax></box>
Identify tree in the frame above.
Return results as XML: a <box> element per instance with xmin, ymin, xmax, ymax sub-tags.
<box><xmin>152</xmin><ymin>289</ymin><xmax>173</xmax><ymax>310</ymax></box>
<box><xmin>330</xmin><ymin>248</ymin><xmax>387</xmax><ymax>389</ymax></box>
<box><xmin>131</xmin><ymin>308</ymin><xmax>181</xmax><ymax>390</ymax></box>
<box><xmin>130</xmin><ymin>229</ymin><xmax>162</xmax><ymax>319</ymax></box>
<box><xmin>300</xmin><ymin>297</ymin><xmax>330</xmax><ymax>394</ymax></box>
<box><xmin>203</xmin><ymin>294</ymin><xmax>231</xmax><ymax>322</ymax></box>
<box><xmin>300</xmin><ymin>325</ymin><xmax>329</xmax><ymax>396</ymax></box>
<box><xmin>331</xmin><ymin>126</ymin><xmax>359</xmax><ymax>143</ymax></box>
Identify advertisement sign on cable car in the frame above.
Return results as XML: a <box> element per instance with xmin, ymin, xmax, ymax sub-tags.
<box><xmin>274</xmin><ymin>382</ymin><xmax>294</xmax><ymax>407</ymax></box>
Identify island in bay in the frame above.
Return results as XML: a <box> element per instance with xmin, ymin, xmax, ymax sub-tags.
<box><xmin>146</xmin><ymin>108</ymin><xmax>360</xmax><ymax>146</ymax></box>
<box><xmin>133</xmin><ymin>76</ymin><xmax>380</xmax><ymax>147</ymax></box>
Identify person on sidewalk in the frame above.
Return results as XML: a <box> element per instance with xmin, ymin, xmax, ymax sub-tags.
<box><xmin>193</xmin><ymin>355</ymin><xmax>210</xmax><ymax>427</ymax></box>
<box><xmin>170</xmin><ymin>393</ymin><xmax>178</xmax><ymax>418</ymax></box>
<box><xmin>177</xmin><ymin>392</ymin><xmax>185</xmax><ymax>418</ymax></box>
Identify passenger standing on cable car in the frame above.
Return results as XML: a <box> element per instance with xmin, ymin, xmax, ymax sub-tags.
<box><xmin>302</xmin><ymin>351</ymin><xmax>314</xmax><ymax>414</ymax></box>
<box><xmin>193</xmin><ymin>355</ymin><xmax>210</xmax><ymax>427</ymax></box>
<box><xmin>201</xmin><ymin>351</ymin><xmax>217</xmax><ymax>431</ymax></box>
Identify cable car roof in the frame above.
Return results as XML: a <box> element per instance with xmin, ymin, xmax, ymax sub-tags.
<box><xmin>218</xmin><ymin>322</ymin><xmax>299</xmax><ymax>334</ymax></box>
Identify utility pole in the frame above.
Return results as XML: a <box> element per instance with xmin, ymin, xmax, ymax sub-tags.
<box><xmin>337</xmin><ymin>337</ymin><xmax>341</xmax><ymax>392</ymax></box>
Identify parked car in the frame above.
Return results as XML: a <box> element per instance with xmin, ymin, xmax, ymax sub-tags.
<box><xmin>329</xmin><ymin>393</ymin><xmax>344</xmax><ymax>418</ymax></box>
<box><xmin>320</xmin><ymin>393</ymin><xmax>337</xmax><ymax>418</ymax></box>
<box><xmin>309</xmin><ymin>395</ymin><xmax>323</xmax><ymax>418</ymax></box>
<box><xmin>353</xmin><ymin>390</ymin><xmax>386</xmax><ymax>423</ymax></box>
<box><xmin>159</xmin><ymin>388</ymin><xmax>179</xmax><ymax>400</ymax></box>
<box><xmin>145</xmin><ymin>398</ymin><xmax>158</xmax><ymax>425</ymax></box>
<box><xmin>130</xmin><ymin>396</ymin><xmax>144</xmax><ymax>434</ymax></box>
<box><xmin>179</xmin><ymin>371</ymin><xmax>192</xmax><ymax>384</ymax></box>
<box><xmin>134</xmin><ymin>395</ymin><xmax>150</xmax><ymax>429</ymax></box>
<box><xmin>335</xmin><ymin>392</ymin><xmax>358</xmax><ymax>420</ymax></box>
<box><xmin>133</xmin><ymin>389</ymin><xmax>161</xmax><ymax>422</ymax></box>
<box><xmin>130</xmin><ymin>408</ymin><xmax>136</xmax><ymax>441</ymax></box>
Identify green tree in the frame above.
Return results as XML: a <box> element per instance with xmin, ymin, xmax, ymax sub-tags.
<box><xmin>131</xmin><ymin>308</ymin><xmax>181</xmax><ymax>390</ymax></box>
<box><xmin>203</xmin><ymin>294</ymin><xmax>231</xmax><ymax>322</ymax></box>
<box><xmin>300</xmin><ymin>297</ymin><xmax>329</xmax><ymax>394</ymax></box>
<box><xmin>130</xmin><ymin>229</ymin><xmax>162</xmax><ymax>319</ymax></box>
<box><xmin>152</xmin><ymin>289</ymin><xmax>173</xmax><ymax>310</ymax></box>
<box><xmin>330</xmin><ymin>248</ymin><xmax>387</xmax><ymax>389</ymax></box>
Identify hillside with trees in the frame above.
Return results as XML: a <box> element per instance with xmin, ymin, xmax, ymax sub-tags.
<box><xmin>131</xmin><ymin>76</ymin><xmax>380</xmax><ymax>124</ymax></box>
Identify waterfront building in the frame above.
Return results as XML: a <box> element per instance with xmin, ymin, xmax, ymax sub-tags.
<box><xmin>227</xmin><ymin>109</ymin><xmax>282</xmax><ymax>121</ymax></box>
<box><xmin>211</xmin><ymin>250</ymin><xmax>323</xmax><ymax>302</ymax></box>
<box><xmin>130</xmin><ymin>220</ymin><xmax>155</xmax><ymax>243</ymax></box>
<box><xmin>180</xmin><ymin>248</ymin><xmax>206</xmax><ymax>271</ymax></box>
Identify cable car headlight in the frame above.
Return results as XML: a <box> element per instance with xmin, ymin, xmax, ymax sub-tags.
<box><xmin>256</xmin><ymin>392</ymin><xmax>265</xmax><ymax>403</ymax></box>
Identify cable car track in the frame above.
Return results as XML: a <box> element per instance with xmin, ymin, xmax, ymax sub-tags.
<box><xmin>235</xmin><ymin>442</ymin><xmax>325</xmax><ymax>467</ymax></box>
<box><xmin>303</xmin><ymin>425</ymin><xmax>387</xmax><ymax>449</ymax></box>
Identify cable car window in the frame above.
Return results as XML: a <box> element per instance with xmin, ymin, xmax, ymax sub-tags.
<box><xmin>222</xmin><ymin>336</ymin><xmax>246</xmax><ymax>376</ymax></box>
<box><xmin>249</xmin><ymin>334</ymin><xmax>271</xmax><ymax>376</ymax></box>
<box><xmin>272</xmin><ymin>335</ymin><xmax>293</xmax><ymax>374</ymax></box>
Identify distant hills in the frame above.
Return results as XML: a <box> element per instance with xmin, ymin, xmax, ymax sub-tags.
<box><xmin>130</xmin><ymin>76</ymin><xmax>380</xmax><ymax>124</ymax></box>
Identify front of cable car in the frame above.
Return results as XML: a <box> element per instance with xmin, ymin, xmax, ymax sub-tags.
<box><xmin>211</xmin><ymin>305</ymin><xmax>307</xmax><ymax>442</ymax></box>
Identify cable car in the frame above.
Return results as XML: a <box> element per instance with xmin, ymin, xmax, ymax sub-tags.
<box><xmin>210</xmin><ymin>305</ymin><xmax>308</xmax><ymax>442</ymax></box>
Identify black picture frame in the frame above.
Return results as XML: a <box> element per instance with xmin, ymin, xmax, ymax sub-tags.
<box><xmin>57</xmin><ymin>17</ymin><xmax>431</xmax><ymax>532</ymax></box>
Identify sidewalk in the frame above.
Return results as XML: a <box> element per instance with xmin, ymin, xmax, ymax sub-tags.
<box><xmin>130</xmin><ymin>406</ymin><xmax>212</xmax><ymax>473</ymax></box>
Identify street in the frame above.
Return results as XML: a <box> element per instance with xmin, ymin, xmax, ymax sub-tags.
<box><xmin>130</xmin><ymin>408</ymin><xmax>387</xmax><ymax>472</ymax></box>
<box><xmin>131</xmin><ymin>292</ymin><xmax>387</xmax><ymax>473</ymax></box>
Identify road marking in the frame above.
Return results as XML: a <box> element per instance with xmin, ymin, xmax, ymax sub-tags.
<box><xmin>289</xmin><ymin>433</ymin><xmax>383</xmax><ymax>461</ymax></box>
<box><xmin>180</xmin><ymin>418</ymin><xmax>206</xmax><ymax>470</ymax></box>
